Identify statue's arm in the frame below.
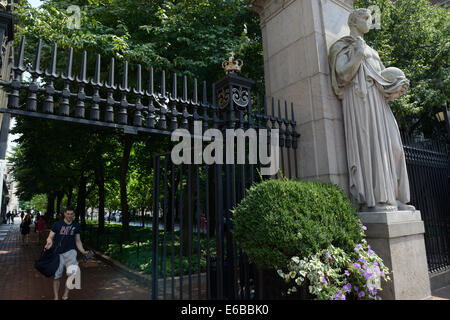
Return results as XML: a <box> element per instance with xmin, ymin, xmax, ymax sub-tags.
<box><xmin>335</xmin><ymin>45</ymin><xmax>365</xmax><ymax>82</ymax></box>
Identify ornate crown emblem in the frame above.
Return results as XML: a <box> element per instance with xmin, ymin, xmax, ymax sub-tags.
<box><xmin>222</xmin><ymin>52</ymin><xmax>243</xmax><ymax>75</ymax></box>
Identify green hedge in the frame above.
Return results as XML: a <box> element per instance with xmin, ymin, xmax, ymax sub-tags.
<box><xmin>232</xmin><ymin>179</ymin><xmax>363</xmax><ymax>269</ymax></box>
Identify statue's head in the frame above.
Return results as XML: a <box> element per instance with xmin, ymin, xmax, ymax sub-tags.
<box><xmin>348</xmin><ymin>8</ymin><xmax>372</xmax><ymax>34</ymax></box>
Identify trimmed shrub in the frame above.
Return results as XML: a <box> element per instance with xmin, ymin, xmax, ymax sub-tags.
<box><xmin>232</xmin><ymin>179</ymin><xmax>363</xmax><ymax>269</ymax></box>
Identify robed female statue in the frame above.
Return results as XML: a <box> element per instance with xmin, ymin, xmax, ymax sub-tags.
<box><xmin>329</xmin><ymin>8</ymin><xmax>415</xmax><ymax>212</ymax></box>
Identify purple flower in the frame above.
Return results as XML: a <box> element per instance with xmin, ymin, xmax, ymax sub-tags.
<box><xmin>334</xmin><ymin>290</ymin><xmax>346</xmax><ymax>301</ymax></box>
<box><xmin>353</xmin><ymin>263</ymin><xmax>361</xmax><ymax>270</ymax></box>
<box><xmin>327</xmin><ymin>252</ymin><xmax>332</xmax><ymax>260</ymax></box>
<box><xmin>342</xmin><ymin>283</ymin><xmax>352</xmax><ymax>293</ymax></box>
<box><xmin>368</xmin><ymin>248</ymin><xmax>375</xmax><ymax>255</ymax></box>
<box><xmin>354</xmin><ymin>244</ymin><xmax>362</xmax><ymax>252</ymax></box>
<box><xmin>354</xmin><ymin>286</ymin><xmax>359</xmax><ymax>292</ymax></box>
<box><xmin>373</xmin><ymin>261</ymin><xmax>379</xmax><ymax>267</ymax></box>
<box><xmin>362</xmin><ymin>225</ymin><xmax>367</xmax><ymax>230</ymax></box>
<box><xmin>321</xmin><ymin>276</ymin><xmax>327</xmax><ymax>284</ymax></box>
<box><xmin>358</xmin><ymin>291</ymin><xmax>365</xmax><ymax>298</ymax></box>
<box><xmin>344</xmin><ymin>270</ymin><xmax>350</xmax><ymax>277</ymax></box>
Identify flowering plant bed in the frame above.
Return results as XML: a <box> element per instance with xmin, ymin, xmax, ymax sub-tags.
<box><xmin>277</xmin><ymin>222</ymin><xmax>390</xmax><ymax>300</ymax></box>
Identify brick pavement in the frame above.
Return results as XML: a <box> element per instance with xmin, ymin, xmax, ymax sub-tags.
<box><xmin>0</xmin><ymin>217</ymin><xmax>150</xmax><ymax>300</ymax></box>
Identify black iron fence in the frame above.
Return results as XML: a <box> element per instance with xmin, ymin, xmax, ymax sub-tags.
<box><xmin>402</xmin><ymin>134</ymin><xmax>450</xmax><ymax>273</ymax></box>
<box><xmin>0</xmin><ymin>35</ymin><xmax>301</xmax><ymax>299</ymax></box>
<box><xmin>0</xmin><ymin>35</ymin><xmax>300</xmax><ymax>147</ymax></box>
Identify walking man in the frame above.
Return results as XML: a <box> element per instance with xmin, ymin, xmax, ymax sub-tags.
<box><xmin>45</xmin><ymin>207</ymin><xmax>89</xmax><ymax>300</ymax></box>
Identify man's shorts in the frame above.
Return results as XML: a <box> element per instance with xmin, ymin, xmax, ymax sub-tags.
<box><xmin>54</xmin><ymin>249</ymin><xmax>78</xmax><ymax>280</ymax></box>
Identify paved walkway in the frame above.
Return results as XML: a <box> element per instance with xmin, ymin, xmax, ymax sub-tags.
<box><xmin>0</xmin><ymin>217</ymin><xmax>449</xmax><ymax>300</ymax></box>
<box><xmin>0</xmin><ymin>218</ymin><xmax>150</xmax><ymax>300</ymax></box>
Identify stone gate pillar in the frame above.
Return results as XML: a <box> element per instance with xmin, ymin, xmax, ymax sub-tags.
<box><xmin>251</xmin><ymin>0</ymin><xmax>432</xmax><ymax>300</ymax></box>
<box><xmin>251</xmin><ymin>0</ymin><xmax>354</xmax><ymax>193</ymax></box>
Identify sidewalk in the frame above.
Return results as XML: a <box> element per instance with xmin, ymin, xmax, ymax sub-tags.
<box><xmin>0</xmin><ymin>217</ymin><xmax>449</xmax><ymax>300</ymax></box>
<box><xmin>0</xmin><ymin>217</ymin><xmax>149</xmax><ymax>300</ymax></box>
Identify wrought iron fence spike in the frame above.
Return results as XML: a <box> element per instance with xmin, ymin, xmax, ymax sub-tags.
<box><xmin>291</xmin><ymin>102</ymin><xmax>295</xmax><ymax>122</ymax></box>
<box><xmin>62</xmin><ymin>47</ymin><xmax>73</xmax><ymax>80</ymax></box>
<box><xmin>76</xmin><ymin>51</ymin><xmax>88</xmax><ymax>83</ymax></box>
<box><xmin>32</xmin><ymin>38</ymin><xmax>42</xmax><ymax>74</ymax></box>
<box><xmin>120</xmin><ymin>61</ymin><xmax>129</xmax><ymax>91</ymax></box>
<box><xmin>193</xmin><ymin>78</ymin><xmax>198</xmax><ymax>104</ymax></box>
<box><xmin>183</xmin><ymin>75</ymin><xmax>187</xmax><ymax>102</ymax></box>
<box><xmin>106</xmin><ymin>57</ymin><xmax>115</xmax><ymax>89</ymax></box>
<box><xmin>161</xmin><ymin>70</ymin><xmax>166</xmax><ymax>97</ymax></box>
<box><xmin>202</xmin><ymin>81</ymin><xmax>207</xmax><ymax>105</ymax></box>
<box><xmin>45</xmin><ymin>42</ymin><xmax>58</xmax><ymax>78</ymax></box>
<box><xmin>172</xmin><ymin>72</ymin><xmax>177</xmax><ymax>98</ymax></box>
<box><xmin>15</xmin><ymin>35</ymin><xmax>25</xmax><ymax>70</ymax></box>
<box><xmin>92</xmin><ymin>54</ymin><xmax>101</xmax><ymax>85</ymax></box>
<box><xmin>134</xmin><ymin>64</ymin><xmax>143</xmax><ymax>94</ymax></box>
<box><xmin>147</xmin><ymin>67</ymin><xmax>154</xmax><ymax>95</ymax></box>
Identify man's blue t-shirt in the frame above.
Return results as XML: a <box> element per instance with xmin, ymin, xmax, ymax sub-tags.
<box><xmin>51</xmin><ymin>220</ymin><xmax>81</xmax><ymax>254</ymax></box>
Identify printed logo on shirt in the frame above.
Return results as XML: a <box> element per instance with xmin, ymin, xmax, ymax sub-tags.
<box><xmin>60</xmin><ymin>225</ymin><xmax>76</xmax><ymax>236</ymax></box>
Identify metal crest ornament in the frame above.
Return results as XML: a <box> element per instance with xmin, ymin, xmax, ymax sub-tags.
<box><xmin>217</xmin><ymin>88</ymin><xmax>230</xmax><ymax>110</ymax></box>
<box><xmin>222</xmin><ymin>52</ymin><xmax>243</xmax><ymax>75</ymax></box>
<box><xmin>232</xmin><ymin>86</ymin><xmax>249</xmax><ymax>109</ymax></box>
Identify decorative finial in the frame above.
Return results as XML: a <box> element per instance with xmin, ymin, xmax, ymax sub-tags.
<box><xmin>222</xmin><ymin>52</ymin><xmax>243</xmax><ymax>75</ymax></box>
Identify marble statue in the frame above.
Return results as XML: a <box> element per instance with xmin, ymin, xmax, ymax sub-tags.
<box><xmin>329</xmin><ymin>8</ymin><xmax>415</xmax><ymax>212</ymax></box>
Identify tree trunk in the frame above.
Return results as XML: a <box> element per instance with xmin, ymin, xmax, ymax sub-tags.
<box><xmin>56</xmin><ymin>190</ymin><xmax>63</xmax><ymax>217</ymax></box>
<box><xmin>95</xmin><ymin>160</ymin><xmax>105</xmax><ymax>234</ymax></box>
<box><xmin>141</xmin><ymin>207</ymin><xmax>145</xmax><ymax>227</ymax></box>
<box><xmin>67</xmin><ymin>187</ymin><xmax>73</xmax><ymax>208</ymax></box>
<box><xmin>120</xmin><ymin>135</ymin><xmax>133</xmax><ymax>242</ymax></box>
<box><xmin>46</xmin><ymin>193</ymin><xmax>55</xmax><ymax>220</ymax></box>
<box><xmin>166</xmin><ymin>166</ymin><xmax>180</xmax><ymax>232</ymax></box>
<box><xmin>76</xmin><ymin>172</ymin><xmax>88</xmax><ymax>229</ymax></box>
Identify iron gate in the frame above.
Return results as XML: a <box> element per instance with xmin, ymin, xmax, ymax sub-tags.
<box><xmin>403</xmin><ymin>134</ymin><xmax>450</xmax><ymax>273</ymax></box>
<box><xmin>0</xmin><ymin>33</ymin><xmax>300</xmax><ymax>299</ymax></box>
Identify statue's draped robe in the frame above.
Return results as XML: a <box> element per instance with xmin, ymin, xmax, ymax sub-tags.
<box><xmin>329</xmin><ymin>37</ymin><xmax>410</xmax><ymax>207</ymax></box>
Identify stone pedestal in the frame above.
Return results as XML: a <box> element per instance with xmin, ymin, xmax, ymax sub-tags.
<box><xmin>251</xmin><ymin>0</ymin><xmax>354</xmax><ymax>192</ymax></box>
<box><xmin>359</xmin><ymin>210</ymin><xmax>432</xmax><ymax>300</ymax></box>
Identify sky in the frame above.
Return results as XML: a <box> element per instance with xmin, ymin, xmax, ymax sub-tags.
<box><xmin>28</xmin><ymin>0</ymin><xmax>42</xmax><ymax>8</ymax></box>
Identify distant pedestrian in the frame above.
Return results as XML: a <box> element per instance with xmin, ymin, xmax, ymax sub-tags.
<box><xmin>20</xmin><ymin>211</ymin><xmax>24</xmax><ymax>222</ymax></box>
<box><xmin>45</xmin><ymin>207</ymin><xmax>89</xmax><ymax>300</ymax></box>
<box><xmin>36</xmin><ymin>214</ymin><xmax>46</xmax><ymax>244</ymax></box>
<box><xmin>6</xmin><ymin>211</ymin><xmax>12</xmax><ymax>224</ymax></box>
<box><xmin>201</xmin><ymin>216</ymin><xmax>207</xmax><ymax>233</ymax></box>
<box><xmin>20</xmin><ymin>214</ymin><xmax>32</xmax><ymax>245</ymax></box>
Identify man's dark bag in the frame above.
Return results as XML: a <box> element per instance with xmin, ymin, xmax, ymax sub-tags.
<box><xmin>34</xmin><ymin>248</ymin><xmax>59</xmax><ymax>277</ymax></box>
